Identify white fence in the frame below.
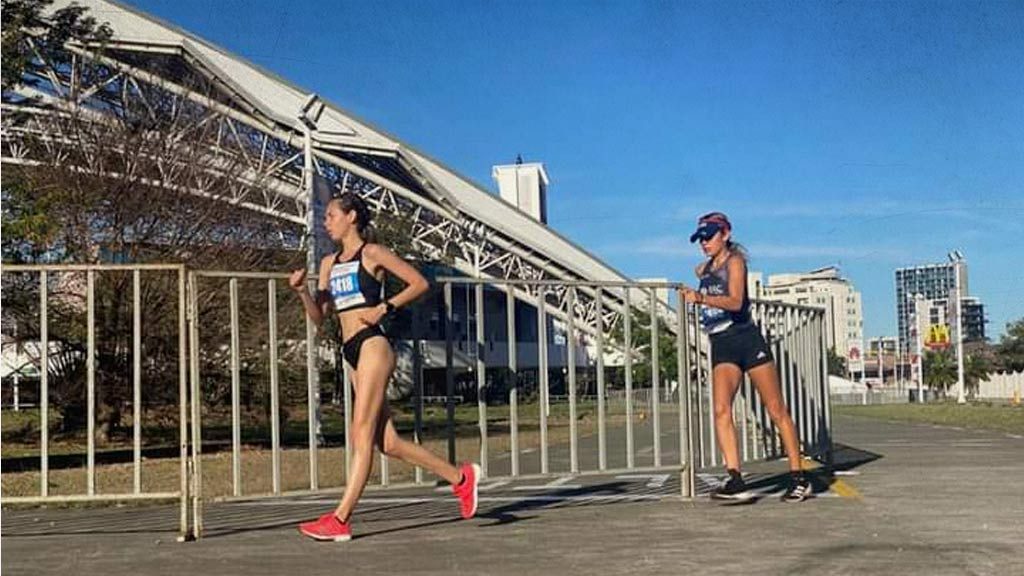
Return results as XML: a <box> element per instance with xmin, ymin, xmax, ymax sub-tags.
<box><xmin>977</xmin><ymin>371</ymin><xmax>1024</xmax><ymax>400</ymax></box>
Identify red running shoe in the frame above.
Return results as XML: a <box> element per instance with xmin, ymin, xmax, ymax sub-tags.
<box><xmin>452</xmin><ymin>462</ymin><xmax>481</xmax><ymax>519</ymax></box>
<box><xmin>298</xmin><ymin>512</ymin><xmax>352</xmax><ymax>542</ymax></box>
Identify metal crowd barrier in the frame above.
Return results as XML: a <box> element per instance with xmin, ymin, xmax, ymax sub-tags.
<box><xmin>1</xmin><ymin>266</ymin><xmax>832</xmax><ymax>541</ymax></box>
<box><xmin>1</xmin><ymin>264</ymin><xmax>189</xmax><ymax>539</ymax></box>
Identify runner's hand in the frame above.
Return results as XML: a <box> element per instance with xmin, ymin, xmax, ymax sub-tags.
<box><xmin>357</xmin><ymin>304</ymin><xmax>387</xmax><ymax>327</ymax></box>
<box><xmin>288</xmin><ymin>269</ymin><xmax>307</xmax><ymax>292</ymax></box>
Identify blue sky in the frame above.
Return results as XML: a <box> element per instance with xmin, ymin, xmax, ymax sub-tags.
<box><xmin>124</xmin><ymin>0</ymin><xmax>1023</xmax><ymax>340</ymax></box>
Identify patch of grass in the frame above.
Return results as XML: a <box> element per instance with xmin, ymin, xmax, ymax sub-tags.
<box><xmin>833</xmin><ymin>401</ymin><xmax>1024</xmax><ymax>435</ymax></box>
<box><xmin>2</xmin><ymin>399</ymin><xmax>674</xmax><ymax>498</ymax></box>
<box><xmin>1</xmin><ymin>399</ymin><xmax>658</xmax><ymax>457</ymax></box>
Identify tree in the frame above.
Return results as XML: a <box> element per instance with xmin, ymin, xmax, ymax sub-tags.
<box><xmin>1</xmin><ymin>2</ymin><xmax>426</xmax><ymax>435</ymax></box>
<box><xmin>994</xmin><ymin>318</ymin><xmax>1024</xmax><ymax>373</ymax></box>
<box><xmin>963</xmin><ymin>353</ymin><xmax>992</xmax><ymax>398</ymax></box>
<box><xmin>2</xmin><ymin>0</ymin><xmax>448</xmax><ymax>442</ymax></box>
<box><xmin>923</xmin><ymin>349</ymin><xmax>956</xmax><ymax>395</ymax></box>
<box><xmin>827</xmin><ymin>347</ymin><xmax>848</xmax><ymax>377</ymax></box>
<box><xmin>2</xmin><ymin>0</ymin><xmax>112</xmax><ymax>94</ymax></box>
<box><xmin>606</xmin><ymin>300</ymin><xmax>679</xmax><ymax>395</ymax></box>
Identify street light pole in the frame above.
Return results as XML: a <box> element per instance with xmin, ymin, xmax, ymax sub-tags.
<box><xmin>300</xmin><ymin>94</ymin><xmax>325</xmax><ymax>463</ymax></box>
<box><xmin>913</xmin><ymin>293</ymin><xmax>924</xmax><ymax>403</ymax></box>
<box><xmin>949</xmin><ymin>252</ymin><xmax>966</xmax><ymax>404</ymax></box>
<box><xmin>877</xmin><ymin>335</ymin><xmax>884</xmax><ymax>386</ymax></box>
<box><xmin>954</xmin><ymin>260</ymin><xmax>966</xmax><ymax>404</ymax></box>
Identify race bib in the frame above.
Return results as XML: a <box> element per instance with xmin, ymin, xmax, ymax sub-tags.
<box><xmin>329</xmin><ymin>261</ymin><xmax>366</xmax><ymax>310</ymax></box>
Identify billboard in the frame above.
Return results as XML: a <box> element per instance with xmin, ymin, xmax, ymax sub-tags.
<box><xmin>924</xmin><ymin>324</ymin><xmax>951</xmax><ymax>350</ymax></box>
<box><xmin>847</xmin><ymin>342</ymin><xmax>863</xmax><ymax>373</ymax></box>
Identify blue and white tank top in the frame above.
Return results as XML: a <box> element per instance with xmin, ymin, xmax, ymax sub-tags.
<box><xmin>698</xmin><ymin>255</ymin><xmax>751</xmax><ymax>334</ymax></box>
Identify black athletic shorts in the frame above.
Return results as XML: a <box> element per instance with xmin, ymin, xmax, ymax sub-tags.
<box><xmin>342</xmin><ymin>324</ymin><xmax>388</xmax><ymax>369</ymax></box>
<box><xmin>709</xmin><ymin>322</ymin><xmax>774</xmax><ymax>372</ymax></box>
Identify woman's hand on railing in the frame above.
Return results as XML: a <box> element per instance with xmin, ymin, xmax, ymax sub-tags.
<box><xmin>288</xmin><ymin>269</ymin><xmax>307</xmax><ymax>293</ymax></box>
<box><xmin>678</xmin><ymin>286</ymin><xmax>701</xmax><ymax>304</ymax></box>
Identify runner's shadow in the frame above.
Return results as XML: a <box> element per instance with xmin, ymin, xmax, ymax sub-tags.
<box><xmin>476</xmin><ymin>480</ymin><xmax>635</xmax><ymax>527</ymax></box>
<box><xmin>355</xmin><ymin>516</ymin><xmax>463</xmax><ymax>539</ymax></box>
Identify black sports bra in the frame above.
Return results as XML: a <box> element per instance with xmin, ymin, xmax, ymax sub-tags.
<box><xmin>327</xmin><ymin>244</ymin><xmax>383</xmax><ymax>312</ymax></box>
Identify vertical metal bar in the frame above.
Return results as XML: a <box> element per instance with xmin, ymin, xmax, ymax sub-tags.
<box><xmin>693</xmin><ymin>309</ymin><xmax>706</xmax><ymax>468</ymax></box>
<box><xmin>380</xmin><ymin>449</ymin><xmax>390</xmax><ymax>486</ymax></box>
<box><xmin>595</xmin><ymin>290</ymin><xmax>606</xmax><ymax>471</ymax></box>
<box><xmin>624</xmin><ymin>289</ymin><xmax>634</xmax><ymax>469</ymax></box>
<box><xmin>765</xmin><ymin>303</ymin><xmax>778</xmax><ymax>455</ymax></box>
<box><xmin>784</xmin><ymin>306</ymin><xmax>795</xmax><ymax>455</ymax></box>
<box><xmin>537</xmin><ymin>286</ymin><xmax>549</xmax><ymax>474</ymax></box>
<box><xmin>413</xmin><ymin>310</ymin><xmax>424</xmax><ymax>484</ymax></box>
<box><xmin>750</xmin><ymin>305</ymin><xmax>760</xmax><ymax>463</ymax></box>
<box><xmin>804</xmin><ymin>312</ymin><xmax>814</xmax><ymax>448</ymax></box>
<box><xmin>649</xmin><ymin>291</ymin><xmax>661</xmax><ymax>467</ymax></box>
<box><xmin>444</xmin><ymin>282</ymin><xmax>456</xmax><ymax>464</ymax></box>
<box><xmin>810</xmin><ymin>312</ymin><xmax>822</xmax><ymax>451</ymax></box>
<box><xmin>506</xmin><ymin>284</ymin><xmax>519</xmax><ymax>477</ymax></box>
<box><xmin>86</xmin><ymin>269</ymin><xmax>96</xmax><ymax>496</ymax></box>
<box><xmin>794</xmin><ymin>311</ymin><xmax>807</xmax><ymax>454</ymax></box>
<box><xmin>567</xmin><ymin>287</ymin><xmax>578</xmax><ymax>473</ymax></box>
<box><xmin>811</xmin><ymin>311</ymin><xmax>819</xmax><ymax>450</ymax></box>
<box><xmin>188</xmin><ymin>272</ymin><xmax>204</xmax><ymax>538</ymax></box>
<box><xmin>302</xmin><ymin>118</ymin><xmax>321</xmax><ymax>493</ymax></box>
<box><xmin>819</xmin><ymin>310</ymin><xmax>834</xmax><ymax>466</ymax></box>
<box><xmin>746</xmin><ymin>310</ymin><xmax>757</xmax><ymax>463</ymax></box>
<box><xmin>268</xmin><ymin>280</ymin><xmax>281</xmax><ymax>494</ymax></box>
<box><xmin>707</xmin><ymin>328</ymin><xmax>717</xmax><ymax>468</ymax></box>
<box><xmin>343</xmin><ymin>362</ymin><xmax>352</xmax><ymax>476</ymax></box>
<box><xmin>802</xmin><ymin>311</ymin><xmax>813</xmax><ymax>451</ymax></box>
<box><xmin>306</xmin><ymin>312</ymin><xmax>319</xmax><ymax>491</ymax></box>
<box><xmin>752</xmin><ymin>303</ymin><xmax>765</xmax><ymax>461</ymax></box>
<box><xmin>678</xmin><ymin>296</ymin><xmax>694</xmax><ymax>498</ymax></box>
<box><xmin>762</xmin><ymin>303</ymin><xmax>773</xmax><ymax>459</ymax></box>
<box><xmin>475</xmin><ymin>283</ymin><xmax>488</xmax><ymax>478</ymax></box>
<box><xmin>798</xmin><ymin>309</ymin><xmax>806</xmax><ymax>453</ymax></box>
<box><xmin>229</xmin><ymin>278</ymin><xmax>241</xmax><ymax>497</ymax></box>
<box><xmin>306</xmin><ymin>317</ymin><xmax>319</xmax><ymax>491</ymax></box>
<box><xmin>740</xmin><ymin>374</ymin><xmax>750</xmax><ymax>463</ymax></box>
<box><xmin>780</xmin><ymin>307</ymin><xmax>794</xmax><ymax>456</ymax></box>
<box><xmin>177</xmin><ymin>269</ymin><xmax>188</xmax><ymax>539</ymax></box>
<box><xmin>757</xmin><ymin>305</ymin><xmax>770</xmax><ymax>458</ymax></box>
<box><xmin>795</xmin><ymin>310</ymin><xmax>806</xmax><ymax>449</ymax></box>
<box><xmin>380</xmin><ymin>291</ymin><xmax>390</xmax><ymax>486</ymax></box>
<box><xmin>808</xmin><ymin>314</ymin><xmax>820</xmax><ymax>453</ymax></box>
<box><xmin>133</xmin><ymin>270</ymin><xmax>142</xmax><ymax>494</ymax></box>
<box><xmin>40</xmin><ymin>271</ymin><xmax>49</xmax><ymax>498</ymax></box>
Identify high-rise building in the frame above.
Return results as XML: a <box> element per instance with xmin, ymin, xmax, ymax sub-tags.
<box><xmin>761</xmin><ymin>266</ymin><xmax>863</xmax><ymax>362</ymax></box>
<box><xmin>961</xmin><ymin>297</ymin><xmax>987</xmax><ymax>342</ymax></box>
<box><xmin>895</xmin><ymin>261</ymin><xmax>985</xmax><ymax>351</ymax></box>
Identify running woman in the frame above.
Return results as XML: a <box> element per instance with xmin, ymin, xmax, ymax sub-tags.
<box><xmin>290</xmin><ymin>192</ymin><xmax>480</xmax><ymax>541</ymax></box>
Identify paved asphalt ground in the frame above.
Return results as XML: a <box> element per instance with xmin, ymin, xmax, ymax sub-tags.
<box><xmin>3</xmin><ymin>414</ymin><xmax>1022</xmax><ymax>575</ymax></box>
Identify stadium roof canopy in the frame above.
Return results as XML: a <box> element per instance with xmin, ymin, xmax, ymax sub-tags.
<box><xmin>3</xmin><ymin>0</ymin><xmax>664</xmax><ymax>330</ymax></box>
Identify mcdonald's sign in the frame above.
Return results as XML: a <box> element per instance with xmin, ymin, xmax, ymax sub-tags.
<box><xmin>925</xmin><ymin>324</ymin><xmax>951</xmax><ymax>350</ymax></box>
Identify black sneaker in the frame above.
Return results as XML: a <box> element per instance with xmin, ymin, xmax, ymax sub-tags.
<box><xmin>781</xmin><ymin>474</ymin><xmax>812</xmax><ymax>502</ymax></box>
<box><xmin>711</xmin><ymin>472</ymin><xmax>752</xmax><ymax>501</ymax></box>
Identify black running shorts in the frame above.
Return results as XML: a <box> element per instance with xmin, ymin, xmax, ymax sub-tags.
<box><xmin>709</xmin><ymin>323</ymin><xmax>774</xmax><ymax>372</ymax></box>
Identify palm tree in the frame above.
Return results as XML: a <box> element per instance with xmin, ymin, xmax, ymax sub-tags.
<box><xmin>964</xmin><ymin>354</ymin><xmax>992</xmax><ymax>399</ymax></box>
<box><xmin>924</xmin><ymin>349</ymin><xmax>956</xmax><ymax>396</ymax></box>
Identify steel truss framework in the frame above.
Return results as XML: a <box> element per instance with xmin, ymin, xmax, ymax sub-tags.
<box><xmin>2</xmin><ymin>35</ymin><xmax>668</xmax><ymax>340</ymax></box>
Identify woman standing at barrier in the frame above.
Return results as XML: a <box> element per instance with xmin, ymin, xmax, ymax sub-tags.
<box><xmin>678</xmin><ymin>212</ymin><xmax>811</xmax><ymax>502</ymax></box>
<box><xmin>289</xmin><ymin>192</ymin><xmax>480</xmax><ymax>541</ymax></box>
